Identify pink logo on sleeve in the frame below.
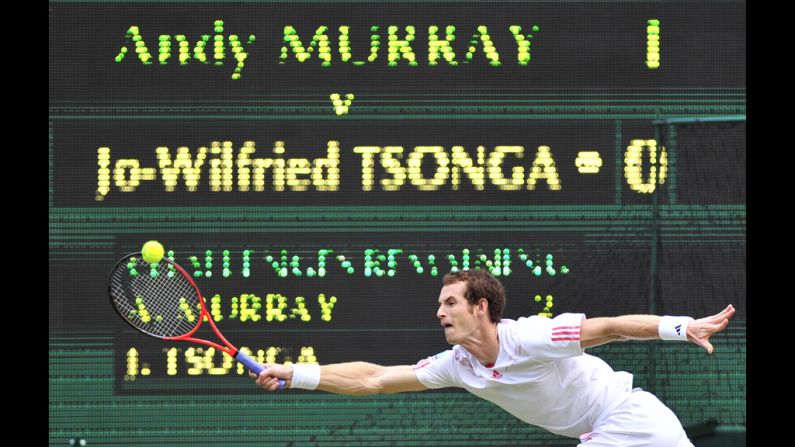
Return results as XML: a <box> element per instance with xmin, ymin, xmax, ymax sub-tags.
<box><xmin>413</xmin><ymin>359</ymin><xmax>431</xmax><ymax>370</ymax></box>
<box><xmin>551</xmin><ymin>325</ymin><xmax>581</xmax><ymax>342</ymax></box>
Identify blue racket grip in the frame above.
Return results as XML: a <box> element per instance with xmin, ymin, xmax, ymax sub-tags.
<box><xmin>235</xmin><ymin>351</ymin><xmax>286</xmax><ymax>389</ymax></box>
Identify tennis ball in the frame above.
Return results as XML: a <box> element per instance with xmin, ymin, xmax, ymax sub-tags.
<box><xmin>141</xmin><ymin>241</ymin><xmax>165</xmax><ymax>263</ymax></box>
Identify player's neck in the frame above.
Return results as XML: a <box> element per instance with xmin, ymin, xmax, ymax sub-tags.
<box><xmin>460</xmin><ymin>321</ymin><xmax>500</xmax><ymax>365</ymax></box>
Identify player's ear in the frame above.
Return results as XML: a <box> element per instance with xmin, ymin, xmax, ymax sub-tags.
<box><xmin>478</xmin><ymin>298</ymin><xmax>488</xmax><ymax>314</ymax></box>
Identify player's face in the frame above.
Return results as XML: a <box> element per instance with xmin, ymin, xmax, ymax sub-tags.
<box><xmin>437</xmin><ymin>281</ymin><xmax>480</xmax><ymax>345</ymax></box>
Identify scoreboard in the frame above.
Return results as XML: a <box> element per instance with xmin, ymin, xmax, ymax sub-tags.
<box><xmin>49</xmin><ymin>2</ymin><xmax>745</xmax><ymax>446</ymax></box>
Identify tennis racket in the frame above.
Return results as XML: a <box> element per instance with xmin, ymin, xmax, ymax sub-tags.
<box><xmin>108</xmin><ymin>253</ymin><xmax>285</xmax><ymax>389</ymax></box>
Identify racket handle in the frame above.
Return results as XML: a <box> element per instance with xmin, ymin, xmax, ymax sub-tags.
<box><xmin>235</xmin><ymin>351</ymin><xmax>286</xmax><ymax>389</ymax></box>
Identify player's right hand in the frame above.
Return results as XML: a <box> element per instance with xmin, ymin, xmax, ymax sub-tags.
<box><xmin>249</xmin><ymin>364</ymin><xmax>292</xmax><ymax>391</ymax></box>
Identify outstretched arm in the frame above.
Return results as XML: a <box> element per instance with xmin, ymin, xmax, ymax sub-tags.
<box><xmin>249</xmin><ymin>362</ymin><xmax>428</xmax><ymax>394</ymax></box>
<box><xmin>580</xmin><ymin>304</ymin><xmax>735</xmax><ymax>354</ymax></box>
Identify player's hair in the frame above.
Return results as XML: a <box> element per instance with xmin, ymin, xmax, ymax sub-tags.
<box><xmin>443</xmin><ymin>269</ymin><xmax>506</xmax><ymax>323</ymax></box>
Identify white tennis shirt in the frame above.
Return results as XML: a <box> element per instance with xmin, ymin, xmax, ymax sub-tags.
<box><xmin>413</xmin><ymin>313</ymin><xmax>634</xmax><ymax>438</ymax></box>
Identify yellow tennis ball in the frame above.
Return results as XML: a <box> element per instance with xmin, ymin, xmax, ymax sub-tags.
<box><xmin>141</xmin><ymin>240</ymin><xmax>165</xmax><ymax>263</ymax></box>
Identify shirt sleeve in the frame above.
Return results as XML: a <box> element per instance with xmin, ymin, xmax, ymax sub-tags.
<box><xmin>514</xmin><ymin>313</ymin><xmax>585</xmax><ymax>361</ymax></box>
<box><xmin>412</xmin><ymin>350</ymin><xmax>459</xmax><ymax>389</ymax></box>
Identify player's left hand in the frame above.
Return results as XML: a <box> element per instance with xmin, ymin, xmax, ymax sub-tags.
<box><xmin>687</xmin><ymin>304</ymin><xmax>736</xmax><ymax>354</ymax></box>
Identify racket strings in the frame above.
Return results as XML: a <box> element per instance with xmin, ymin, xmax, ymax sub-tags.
<box><xmin>138</xmin><ymin>268</ymin><xmax>199</xmax><ymax>337</ymax></box>
<box><xmin>110</xmin><ymin>257</ymin><xmax>201</xmax><ymax>338</ymax></box>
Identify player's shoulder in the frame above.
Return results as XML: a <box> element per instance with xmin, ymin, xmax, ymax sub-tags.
<box><xmin>413</xmin><ymin>349</ymin><xmax>454</xmax><ymax>370</ymax></box>
<box><xmin>512</xmin><ymin>313</ymin><xmax>585</xmax><ymax>326</ymax></box>
<box><xmin>503</xmin><ymin>314</ymin><xmax>586</xmax><ymax>342</ymax></box>
<box><xmin>430</xmin><ymin>350</ymin><xmax>453</xmax><ymax>360</ymax></box>
<box><xmin>502</xmin><ymin>316</ymin><xmax>547</xmax><ymax>331</ymax></box>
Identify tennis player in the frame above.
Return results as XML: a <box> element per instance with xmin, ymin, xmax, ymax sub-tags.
<box><xmin>251</xmin><ymin>269</ymin><xmax>735</xmax><ymax>446</ymax></box>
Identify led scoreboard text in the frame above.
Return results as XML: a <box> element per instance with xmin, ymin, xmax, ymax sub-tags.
<box><xmin>96</xmin><ymin>140</ymin><xmax>665</xmax><ymax>197</ymax></box>
<box><xmin>117</xmin><ymin>21</ymin><xmax>543</xmax><ymax>78</ymax></box>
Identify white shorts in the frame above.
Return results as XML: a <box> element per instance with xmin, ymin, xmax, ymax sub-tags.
<box><xmin>578</xmin><ymin>388</ymin><xmax>694</xmax><ymax>447</ymax></box>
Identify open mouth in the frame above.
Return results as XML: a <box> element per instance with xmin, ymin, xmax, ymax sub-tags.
<box><xmin>442</xmin><ymin>323</ymin><xmax>453</xmax><ymax>329</ymax></box>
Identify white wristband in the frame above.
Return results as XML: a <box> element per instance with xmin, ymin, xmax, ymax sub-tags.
<box><xmin>290</xmin><ymin>363</ymin><xmax>321</xmax><ymax>390</ymax></box>
<box><xmin>659</xmin><ymin>316</ymin><xmax>693</xmax><ymax>341</ymax></box>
